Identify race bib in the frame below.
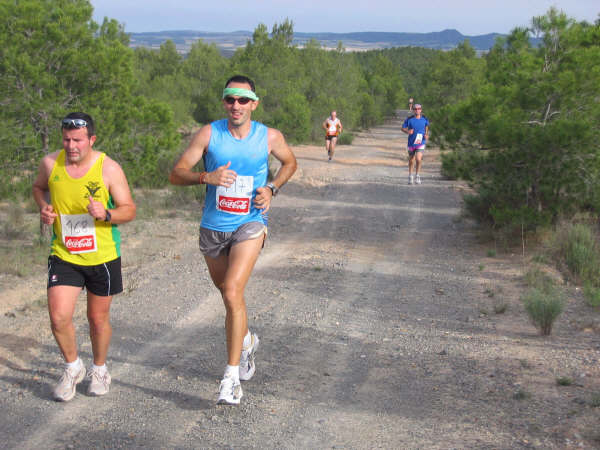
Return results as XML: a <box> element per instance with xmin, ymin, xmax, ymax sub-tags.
<box><xmin>327</xmin><ymin>121</ymin><xmax>338</xmax><ymax>135</ymax></box>
<box><xmin>415</xmin><ymin>133</ymin><xmax>423</xmax><ymax>145</ymax></box>
<box><xmin>216</xmin><ymin>175</ymin><xmax>253</xmax><ymax>215</ymax></box>
<box><xmin>61</xmin><ymin>213</ymin><xmax>97</xmax><ymax>254</ymax></box>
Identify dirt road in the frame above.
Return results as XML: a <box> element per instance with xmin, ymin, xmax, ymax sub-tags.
<box><xmin>1</xmin><ymin>115</ymin><xmax>599</xmax><ymax>449</ymax></box>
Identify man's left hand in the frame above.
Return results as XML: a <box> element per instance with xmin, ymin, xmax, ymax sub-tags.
<box><xmin>87</xmin><ymin>196</ymin><xmax>107</xmax><ymax>220</ymax></box>
<box><xmin>254</xmin><ymin>186</ymin><xmax>273</xmax><ymax>214</ymax></box>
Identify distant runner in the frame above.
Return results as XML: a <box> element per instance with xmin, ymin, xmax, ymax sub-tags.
<box><xmin>322</xmin><ymin>110</ymin><xmax>343</xmax><ymax>161</ymax></box>
<box><xmin>401</xmin><ymin>103</ymin><xmax>429</xmax><ymax>185</ymax></box>
<box><xmin>169</xmin><ymin>75</ymin><xmax>297</xmax><ymax>405</ymax></box>
<box><xmin>408</xmin><ymin>97</ymin><xmax>414</xmax><ymax>112</ymax></box>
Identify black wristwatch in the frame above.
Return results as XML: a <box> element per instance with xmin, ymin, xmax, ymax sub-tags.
<box><xmin>104</xmin><ymin>209</ymin><xmax>112</xmax><ymax>222</ymax></box>
<box><xmin>266</xmin><ymin>183</ymin><xmax>279</xmax><ymax>197</ymax></box>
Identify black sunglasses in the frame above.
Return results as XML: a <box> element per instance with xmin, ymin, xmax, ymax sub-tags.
<box><xmin>224</xmin><ymin>97</ymin><xmax>252</xmax><ymax>105</ymax></box>
<box><xmin>62</xmin><ymin>118</ymin><xmax>88</xmax><ymax>129</ymax></box>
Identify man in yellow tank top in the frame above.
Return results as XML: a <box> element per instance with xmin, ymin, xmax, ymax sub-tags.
<box><xmin>32</xmin><ymin>112</ymin><xmax>136</xmax><ymax>402</ymax></box>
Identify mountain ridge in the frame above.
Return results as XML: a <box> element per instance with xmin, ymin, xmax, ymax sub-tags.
<box><xmin>128</xmin><ymin>28</ymin><xmax>514</xmax><ymax>55</ymax></box>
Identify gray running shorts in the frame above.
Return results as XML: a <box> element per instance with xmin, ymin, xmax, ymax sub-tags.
<box><xmin>199</xmin><ymin>221</ymin><xmax>267</xmax><ymax>258</ymax></box>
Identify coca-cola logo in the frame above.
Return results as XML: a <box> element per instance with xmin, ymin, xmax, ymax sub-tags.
<box><xmin>65</xmin><ymin>235</ymin><xmax>95</xmax><ymax>251</ymax></box>
<box><xmin>218</xmin><ymin>196</ymin><xmax>249</xmax><ymax>214</ymax></box>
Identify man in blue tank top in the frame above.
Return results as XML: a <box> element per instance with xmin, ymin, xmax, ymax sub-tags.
<box><xmin>401</xmin><ymin>103</ymin><xmax>430</xmax><ymax>185</ymax></box>
<box><xmin>169</xmin><ymin>75</ymin><xmax>297</xmax><ymax>405</ymax></box>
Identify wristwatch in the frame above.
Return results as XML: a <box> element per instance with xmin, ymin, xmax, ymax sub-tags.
<box><xmin>266</xmin><ymin>183</ymin><xmax>279</xmax><ymax>197</ymax></box>
<box><xmin>104</xmin><ymin>209</ymin><xmax>112</xmax><ymax>222</ymax></box>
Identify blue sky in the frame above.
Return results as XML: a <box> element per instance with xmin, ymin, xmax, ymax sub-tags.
<box><xmin>90</xmin><ymin>1</ymin><xmax>598</xmax><ymax>35</ymax></box>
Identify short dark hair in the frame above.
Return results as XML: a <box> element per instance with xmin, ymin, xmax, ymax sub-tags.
<box><xmin>62</xmin><ymin>112</ymin><xmax>95</xmax><ymax>137</ymax></box>
<box><xmin>224</xmin><ymin>75</ymin><xmax>256</xmax><ymax>92</ymax></box>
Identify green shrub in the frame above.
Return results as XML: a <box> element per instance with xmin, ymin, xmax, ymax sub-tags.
<box><xmin>583</xmin><ymin>283</ymin><xmax>600</xmax><ymax>308</ymax></box>
<box><xmin>337</xmin><ymin>132</ymin><xmax>354</xmax><ymax>145</ymax></box>
<box><xmin>564</xmin><ymin>224</ymin><xmax>599</xmax><ymax>281</ymax></box>
<box><xmin>513</xmin><ymin>389</ymin><xmax>532</xmax><ymax>400</ymax></box>
<box><xmin>493</xmin><ymin>300</ymin><xmax>508</xmax><ymax>314</ymax></box>
<box><xmin>522</xmin><ymin>285</ymin><xmax>564</xmax><ymax>336</ymax></box>
<box><xmin>556</xmin><ymin>376</ymin><xmax>574</xmax><ymax>386</ymax></box>
<box><xmin>523</xmin><ymin>267</ymin><xmax>555</xmax><ymax>291</ymax></box>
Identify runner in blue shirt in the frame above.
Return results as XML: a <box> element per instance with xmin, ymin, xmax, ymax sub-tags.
<box><xmin>401</xmin><ymin>103</ymin><xmax>430</xmax><ymax>185</ymax></box>
<box><xmin>169</xmin><ymin>75</ymin><xmax>297</xmax><ymax>405</ymax></box>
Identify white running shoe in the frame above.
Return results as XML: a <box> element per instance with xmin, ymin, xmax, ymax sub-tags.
<box><xmin>87</xmin><ymin>367</ymin><xmax>112</xmax><ymax>396</ymax></box>
<box><xmin>408</xmin><ymin>175</ymin><xmax>414</xmax><ymax>185</ymax></box>
<box><xmin>53</xmin><ymin>364</ymin><xmax>86</xmax><ymax>402</ymax></box>
<box><xmin>416</xmin><ymin>175</ymin><xmax>422</xmax><ymax>185</ymax></box>
<box><xmin>240</xmin><ymin>333</ymin><xmax>260</xmax><ymax>381</ymax></box>
<box><xmin>217</xmin><ymin>376</ymin><xmax>243</xmax><ymax>405</ymax></box>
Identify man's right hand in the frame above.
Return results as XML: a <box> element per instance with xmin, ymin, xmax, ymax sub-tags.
<box><xmin>206</xmin><ymin>161</ymin><xmax>237</xmax><ymax>187</ymax></box>
<box><xmin>40</xmin><ymin>204</ymin><xmax>58</xmax><ymax>225</ymax></box>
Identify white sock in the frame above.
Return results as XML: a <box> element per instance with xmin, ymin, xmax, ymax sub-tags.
<box><xmin>65</xmin><ymin>357</ymin><xmax>82</xmax><ymax>371</ymax></box>
<box><xmin>92</xmin><ymin>363</ymin><xmax>107</xmax><ymax>375</ymax></box>
<box><xmin>243</xmin><ymin>330</ymin><xmax>252</xmax><ymax>349</ymax></box>
<box><xmin>224</xmin><ymin>364</ymin><xmax>240</xmax><ymax>381</ymax></box>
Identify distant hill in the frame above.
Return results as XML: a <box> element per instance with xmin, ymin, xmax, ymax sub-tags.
<box><xmin>128</xmin><ymin>29</ymin><xmax>513</xmax><ymax>56</ymax></box>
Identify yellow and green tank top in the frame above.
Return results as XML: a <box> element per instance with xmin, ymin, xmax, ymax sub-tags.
<box><xmin>48</xmin><ymin>150</ymin><xmax>121</xmax><ymax>265</ymax></box>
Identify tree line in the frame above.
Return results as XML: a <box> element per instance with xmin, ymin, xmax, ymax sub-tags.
<box><xmin>5</xmin><ymin>2</ymin><xmax>596</xmax><ymax>234</ymax></box>
<box><xmin>1</xmin><ymin>0</ymin><xmax>437</xmax><ymax>198</ymax></box>
<box><xmin>422</xmin><ymin>8</ymin><xmax>600</xmax><ymax>231</ymax></box>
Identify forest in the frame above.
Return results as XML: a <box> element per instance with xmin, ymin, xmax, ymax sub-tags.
<box><xmin>1</xmin><ymin>0</ymin><xmax>599</xmax><ymax>232</ymax></box>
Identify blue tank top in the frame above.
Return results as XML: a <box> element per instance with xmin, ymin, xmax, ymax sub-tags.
<box><xmin>201</xmin><ymin>119</ymin><xmax>269</xmax><ymax>232</ymax></box>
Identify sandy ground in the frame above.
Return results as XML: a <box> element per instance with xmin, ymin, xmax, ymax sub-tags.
<box><xmin>0</xmin><ymin>114</ymin><xmax>599</xmax><ymax>449</ymax></box>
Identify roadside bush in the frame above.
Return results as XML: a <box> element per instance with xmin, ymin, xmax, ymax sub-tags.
<box><xmin>583</xmin><ymin>283</ymin><xmax>600</xmax><ymax>308</ymax></box>
<box><xmin>563</xmin><ymin>224</ymin><xmax>600</xmax><ymax>283</ymax></box>
<box><xmin>523</xmin><ymin>267</ymin><xmax>556</xmax><ymax>291</ymax></box>
<box><xmin>540</xmin><ymin>220</ymin><xmax>600</xmax><ymax>307</ymax></box>
<box><xmin>522</xmin><ymin>285</ymin><xmax>564</xmax><ymax>336</ymax></box>
<box><xmin>1</xmin><ymin>203</ymin><xmax>27</xmax><ymax>239</ymax></box>
<box><xmin>338</xmin><ymin>133</ymin><xmax>354</xmax><ymax>145</ymax></box>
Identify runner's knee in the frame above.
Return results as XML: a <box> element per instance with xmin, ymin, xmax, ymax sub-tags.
<box><xmin>221</xmin><ymin>282</ymin><xmax>245</xmax><ymax>308</ymax></box>
<box><xmin>87</xmin><ymin>311</ymin><xmax>110</xmax><ymax>331</ymax></box>
<box><xmin>49</xmin><ymin>312</ymin><xmax>73</xmax><ymax>332</ymax></box>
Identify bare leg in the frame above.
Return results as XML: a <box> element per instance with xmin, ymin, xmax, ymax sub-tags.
<box><xmin>204</xmin><ymin>236</ymin><xmax>264</xmax><ymax>366</ymax></box>
<box><xmin>329</xmin><ymin>137</ymin><xmax>337</xmax><ymax>160</ymax></box>
<box><xmin>415</xmin><ymin>152</ymin><xmax>423</xmax><ymax>175</ymax></box>
<box><xmin>48</xmin><ymin>285</ymin><xmax>82</xmax><ymax>363</ymax></box>
<box><xmin>87</xmin><ymin>292</ymin><xmax>113</xmax><ymax>366</ymax></box>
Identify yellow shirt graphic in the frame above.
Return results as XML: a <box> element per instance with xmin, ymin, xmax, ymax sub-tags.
<box><xmin>48</xmin><ymin>150</ymin><xmax>121</xmax><ymax>265</ymax></box>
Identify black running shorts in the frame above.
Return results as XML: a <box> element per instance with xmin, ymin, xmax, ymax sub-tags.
<box><xmin>47</xmin><ymin>255</ymin><xmax>123</xmax><ymax>297</ymax></box>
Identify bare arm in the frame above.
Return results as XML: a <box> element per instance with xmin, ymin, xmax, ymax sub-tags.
<box><xmin>32</xmin><ymin>153</ymin><xmax>58</xmax><ymax>225</ymax></box>
<box><xmin>169</xmin><ymin>125</ymin><xmax>211</xmax><ymax>186</ymax></box>
<box><xmin>94</xmin><ymin>157</ymin><xmax>136</xmax><ymax>224</ymax></box>
<box><xmin>268</xmin><ymin>128</ymin><xmax>297</xmax><ymax>190</ymax></box>
<box><xmin>254</xmin><ymin>128</ymin><xmax>297</xmax><ymax>212</ymax></box>
<box><xmin>169</xmin><ymin>125</ymin><xmax>238</xmax><ymax>188</ymax></box>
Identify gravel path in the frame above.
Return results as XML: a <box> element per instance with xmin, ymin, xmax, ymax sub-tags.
<box><xmin>0</xmin><ymin>115</ymin><xmax>599</xmax><ymax>449</ymax></box>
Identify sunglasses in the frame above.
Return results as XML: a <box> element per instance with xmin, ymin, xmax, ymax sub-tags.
<box><xmin>224</xmin><ymin>97</ymin><xmax>252</xmax><ymax>105</ymax></box>
<box><xmin>62</xmin><ymin>118</ymin><xmax>88</xmax><ymax>129</ymax></box>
